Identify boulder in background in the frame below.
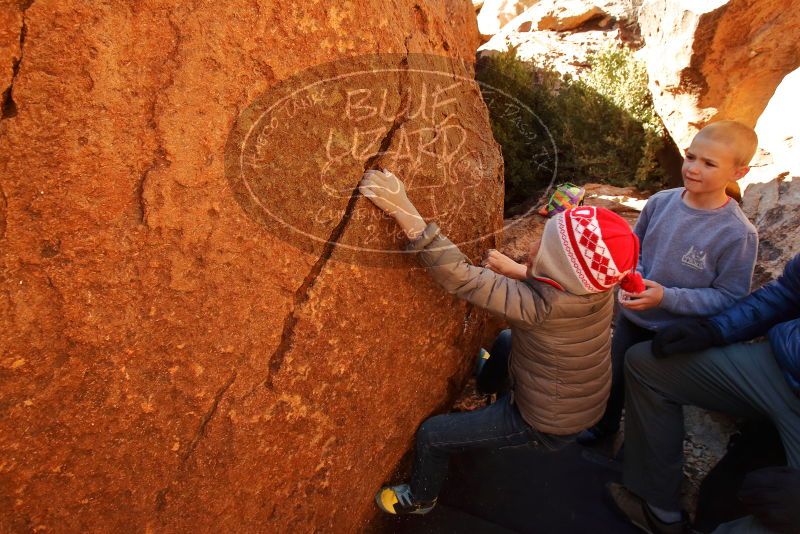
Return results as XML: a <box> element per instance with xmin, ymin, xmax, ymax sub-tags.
<box><xmin>638</xmin><ymin>0</ymin><xmax>800</xmax><ymax>150</ymax></box>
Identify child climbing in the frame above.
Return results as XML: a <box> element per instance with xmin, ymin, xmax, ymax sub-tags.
<box><xmin>358</xmin><ymin>169</ymin><xmax>643</xmax><ymax>515</ymax></box>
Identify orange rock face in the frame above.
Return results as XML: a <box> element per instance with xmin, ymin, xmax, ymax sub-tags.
<box><xmin>639</xmin><ymin>0</ymin><xmax>800</xmax><ymax>149</ymax></box>
<box><xmin>0</xmin><ymin>1</ymin><xmax>503</xmax><ymax>531</ymax></box>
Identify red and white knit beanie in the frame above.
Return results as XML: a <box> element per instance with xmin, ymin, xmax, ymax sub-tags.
<box><xmin>530</xmin><ymin>206</ymin><xmax>644</xmax><ymax>295</ymax></box>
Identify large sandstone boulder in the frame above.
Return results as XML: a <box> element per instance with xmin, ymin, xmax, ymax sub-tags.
<box><xmin>638</xmin><ymin>0</ymin><xmax>800</xmax><ymax>150</ymax></box>
<box><xmin>0</xmin><ymin>4</ymin><xmax>20</xmax><ymax>112</ymax></box>
<box><xmin>0</xmin><ymin>1</ymin><xmax>504</xmax><ymax>531</ymax></box>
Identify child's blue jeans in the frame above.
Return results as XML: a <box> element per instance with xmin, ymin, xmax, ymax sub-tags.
<box><xmin>409</xmin><ymin>331</ymin><xmax>575</xmax><ymax>502</ymax></box>
<box><xmin>476</xmin><ymin>328</ymin><xmax>512</xmax><ymax>394</ymax></box>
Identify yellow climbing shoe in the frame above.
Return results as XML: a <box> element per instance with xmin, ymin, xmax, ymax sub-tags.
<box><xmin>374</xmin><ymin>484</ymin><xmax>436</xmax><ymax>515</ymax></box>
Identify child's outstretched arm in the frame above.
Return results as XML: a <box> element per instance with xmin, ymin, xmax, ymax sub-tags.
<box><xmin>359</xmin><ymin>170</ymin><xmax>549</xmax><ymax>326</ymax></box>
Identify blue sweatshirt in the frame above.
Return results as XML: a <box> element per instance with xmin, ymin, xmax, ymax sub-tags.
<box><xmin>622</xmin><ymin>188</ymin><xmax>758</xmax><ymax>330</ymax></box>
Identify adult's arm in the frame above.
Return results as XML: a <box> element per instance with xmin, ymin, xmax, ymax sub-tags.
<box><xmin>768</xmin><ymin>318</ymin><xmax>800</xmax><ymax>391</ymax></box>
<box><xmin>711</xmin><ymin>254</ymin><xmax>800</xmax><ymax>343</ymax></box>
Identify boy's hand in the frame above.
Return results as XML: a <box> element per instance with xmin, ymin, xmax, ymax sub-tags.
<box><xmin>619</xmin><ymin>279</ymin><xmax>664</xmax><ymax>311</ymax></box>
<box><xmin>359</xmin><ymin>169</ymin><xmax>426</xmax><ymax>240</ymax></box>
<box><xmin>482</xmin><ymin>249</ymin><xmax>528</xmax><ymax>280</ymax></box>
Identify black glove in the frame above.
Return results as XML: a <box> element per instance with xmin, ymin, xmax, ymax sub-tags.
<box><xmin>738</xmin><ymin>466</ymin><xmax>800</xmax><ymax>533</ymax></box>
<box><xmin>652</xmin><ymin>318</ymin><xmax>724</xmax><ymax>358</ymax></box>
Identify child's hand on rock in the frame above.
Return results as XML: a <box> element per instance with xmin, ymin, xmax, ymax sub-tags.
<box><xmin>359</xmin><ymin>169</ymin><xmax>413</xmax><ymax>216</ymax></box>
<box><xmin>619</xmin><ymin>279</ymin><xmax>664</xmax><ymax>311</ymax></box>
<box><xmin>482</xmin><ymin>249</ymin><xmax>528</xmax><ymax>281</ymax></box>
<box><xmin>359</xmin><ymin>169</ymin><xmax>426</xmax><ymax>239</ymax></box>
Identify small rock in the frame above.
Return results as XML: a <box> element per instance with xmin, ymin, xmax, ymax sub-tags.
<box><xmin>538</xmin><ymin>3</ymin><xmax>605</xmax><ymax>32</ymax></box>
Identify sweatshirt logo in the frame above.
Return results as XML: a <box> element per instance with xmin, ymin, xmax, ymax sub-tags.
<box><xmin>682</xmin><ymin>246</ymin><xmax>707</xmax><ymax>271</ymax></box>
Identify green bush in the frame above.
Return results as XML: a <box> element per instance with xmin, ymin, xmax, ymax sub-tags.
<box><xmin>582</xmin><ymin>46</ymin><xmax>667</xmax><ymax>188</ymax></box>
<box><xmin>476</xmin><ymin>46</ymin><xmax>669</xmax><ymax>211</ymax></box>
